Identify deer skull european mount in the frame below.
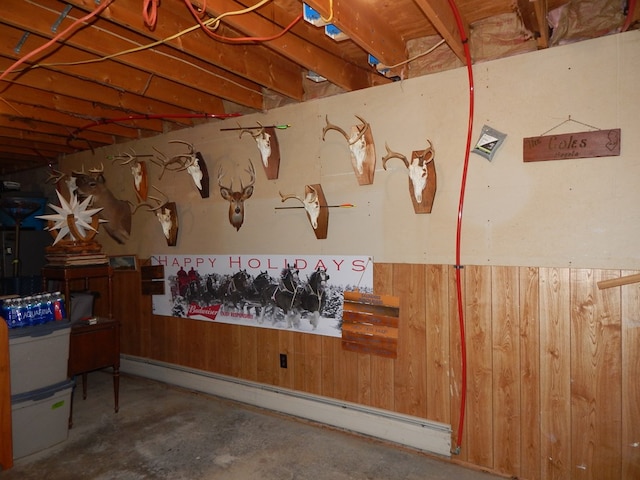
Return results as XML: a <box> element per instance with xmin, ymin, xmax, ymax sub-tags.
<box><xmin>134</xmin><ymin>186</ymin><xmax>179</xmax><ymax>246</ymax></box>
<box><xmin>110</xmin><ymin>149</ymin><xmax>152</xmax><ymax>201</ymax></box>
<box><xmin>278</xmin><ymin>184</ymin><xmax>328</xmax><ymax>240</ymax></box>
<box><xmin>382</xmin><ymin>140</ymin><xmax>437</xmax><ymax>214</ymax></box>
<box><xmin>239</xmin><ymin>122</ymin><xmax>281</xmax><ymax>180</ymax></box>
<box><xmin>151</xmin><ymin>140</ymin><xmax>210</xmax><ymax>199</ymax></box>
<box><xmin>322</xmin><ymin>115</ymin><xmax>376</xmax><ymax>186</ymax></box>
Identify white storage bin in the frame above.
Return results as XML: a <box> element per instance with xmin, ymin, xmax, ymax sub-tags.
<box><xmin>11</xmin><ymin>379</ymin><xmax>74</xmax><ymax>459</ymax></box>
<box><xmin>9</xmin><ymin>321</ymin><xmax>71</xmax><ymax>395</ymax></box>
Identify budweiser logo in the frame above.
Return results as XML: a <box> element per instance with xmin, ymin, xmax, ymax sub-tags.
<box><xmin>187</xmin><ymin>303</ymin><xmax>221</xmax><ymax>321</ymax></box>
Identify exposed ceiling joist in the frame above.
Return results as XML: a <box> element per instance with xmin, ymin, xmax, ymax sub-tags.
<box><xmin>0</xmin><ymin>0</ymin><xmax>633</xmax><ymax>175</ymax></box>
<box><xmin>413</xmin><ymin>0</ymin><xmax>470</xmax><ymax>63</ymax></box>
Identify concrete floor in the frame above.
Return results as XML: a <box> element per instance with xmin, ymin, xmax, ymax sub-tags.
<box><xmin>3</xmin><ymin>371</ymin><xmax>505</xmax><ymax>480</ymax></box>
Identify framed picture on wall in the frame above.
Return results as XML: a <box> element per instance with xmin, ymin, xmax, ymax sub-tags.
<box><xmin>109</xmin><ymin>255</ymin><xmax>138</xmax><ymax>271</ymax></box>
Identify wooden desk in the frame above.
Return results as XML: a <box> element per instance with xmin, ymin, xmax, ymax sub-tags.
<box><xmin>67</xmin><ymin>317</ymin><xmax>120</xmax><ymax>428</ymax></box>
<box><xmin>42</xmin><ymin>265</ymin><xmax>113</xmax><ymax>318</ymax></box>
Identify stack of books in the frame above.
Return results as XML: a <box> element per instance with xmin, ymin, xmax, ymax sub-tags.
<box><xmin>45</xmin><ymin>240</ymin><xmax>108</xmax><ymax>266</ymax></box>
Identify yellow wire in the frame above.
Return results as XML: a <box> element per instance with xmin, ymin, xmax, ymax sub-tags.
<box><xmin>320</xmin><ymin>0</ymin><xmax>334</xmax><ymax>23</ymax></box>
<box><xmin>25</xmin><ymin>0</ymin><xmax>273</xmax><ymax>69</ymax></box>
<box><xmin>385</xmin><ymin>39</ymin><xmax>447</xmax><ymax>69</ymax></box>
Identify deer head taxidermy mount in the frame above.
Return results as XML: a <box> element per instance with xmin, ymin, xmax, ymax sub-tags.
<box><xmin>72</xmin><ymin>164</ymin><xmax>133</xmax><ymax>244</ymax></box>
<box><xmin>239</xmin><ymin>122</ymin><xmax>281</xmax><ymax>180</ymax></box>
<box><xmin>382</xmin><ymin>140</ymin><xmax>436</xmax><ymax>214</ymax></box>
<box><xmin>322</xmin><ymin>115</ymin><xmax>376</xmax><ymax>186</ymax></box>
<box><xmin>217</xmin><ymin>160</ymin><xmax>256</xmax><ymax>231</ymax></box>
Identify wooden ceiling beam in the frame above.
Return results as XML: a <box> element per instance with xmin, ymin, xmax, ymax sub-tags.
<box><xmin>0</xmin><ymin>144</ymin><xmax>64</xmax><ymax>159</ymax></box>
<box><xmin>0</xmin><ymin>126</ymin><xmax>77</xmax><ymax>148</ymax></box>
<box><xmin>303</xmin><ymin>0</ymin><xmax>408</xmax><ymax>66</ymax></box>
<box><xmin>0</xmin><ymin>56</ymin><xmax>223</xmax><ymax>121</ymax></box>
<box><xmin>192</xmin><ymin>0</ymin><xmax>389</xmax><ymax>91</ymax></box>
<box><xmin>0</xmin><ymin>136</ymin><xmax>75</xmax><ymax>155</ymax></box>
<box><xmin>0</xmin><ymin>102</ymin><xmax>142</xmax><ymax>139</ymax></box>
<box><xmin>1</xmin><ymin>84</ymin><xmax>165</xmax><ymax>134</ymax></box>
<box><xmin>412</xmin><ymin>0</ymin><xmax>470</xmax><ymax>64</ymax></box>
<box><xmin>65</xmin><ymin>0</ymin><xmax>302</xmax><ymax>102</ymax></box>
<box><xmin>0</xmin><ymin>115</ymin><xmax>113</xmax><ymax>146</ymax></box>
<box><xmin>2</xmin><ymin>0</ymin><xmax>264</xmax><ymax>110</ymax></box>
<box><xmin>517</xmin><ymin>0</ymin><xmax>550</xmax><ymax>48</ymax></box>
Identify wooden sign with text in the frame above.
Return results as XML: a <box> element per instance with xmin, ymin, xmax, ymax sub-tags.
<box><xmin>523</xmin><ymin>128</ymin><xmax>621</xmax><ymax>162</ymax></box>
<box><xmin>342</xmin><ymin>291</ymin><xmax>400</xmax><ymax>358</ymax></box>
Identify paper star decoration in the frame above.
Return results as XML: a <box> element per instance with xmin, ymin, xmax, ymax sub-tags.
<box><xmin>37</xmin><ymin>190</ymin><xmax>105</xmax><ymax>245</ymax></box>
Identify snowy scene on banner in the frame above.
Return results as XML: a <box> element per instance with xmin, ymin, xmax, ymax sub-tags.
<box><xmin>151</xmin><ymin>254</ymin><xmax>373</xmax><ymax>337</ymax></box>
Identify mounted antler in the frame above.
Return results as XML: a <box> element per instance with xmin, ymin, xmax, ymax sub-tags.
<box><xmin>322</xmin><ymin>115</ymin><xmax>369</xmax><ymax>148</ymax></box>
<box><xmin>151</xmin><ymin>141</ymin><xmax>209</xmax><ymax>198</ymax></box>
<box><xmin>279</xmin><ymin>185</ymin><xmax>321</xmax><ymax>229</ymax></box>
<box><xmin>382</xmin><ymin>140</ymin><xmax>436</xmax><ymax>213</ymax></box>
<box><xmin>151</xmin><ymin>147</ymin><xmax>189</xmax><ymax>180</ymax></box>
<box><xmin>45</xmin><ymin>169</ymin><xmax>76</xmax><ymax>203</ymax></box>
<box><xmin>277</xmin><ymin>183</ymin><xmax>329</xmax><ymax>239</ymax></box>
<box><xmin>322</xmin><ymin>114</ymin><xmax>375</xmax><ymax>185</ymax></box>
<box><xmin>217</xmin><ymin>161</ymin><xmax>256</xmax><ymax>231</ymax></box>
<box><xmin>72</xmin><ymin>164</ymin><xmax>132</xmax><ymax>244</ymax></box>
<box><xmin>239</xmin><ymin>121</ymin><xmax>280</xmax><ymax>179</ymax></box>
<box><xmin>135</xmin><ymin>186</ymin><xmax>179</xmax><ymax>246</ymax></box>
<box><xmin>110</xmin><ymin>150</ymin><xmax>149</xmax><ymax>201</ymax></box>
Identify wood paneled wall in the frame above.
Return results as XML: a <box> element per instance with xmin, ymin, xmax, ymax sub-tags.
<box><xmin>106</xmin><ymin>264</ymin><xmax>640</xmax><ymax>480</ymax></box>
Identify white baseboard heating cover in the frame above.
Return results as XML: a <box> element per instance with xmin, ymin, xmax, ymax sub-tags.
<box><xmin>120</xmin><ymin>355</ymin><xmax>452</xmax><ymax>457</ymax></box>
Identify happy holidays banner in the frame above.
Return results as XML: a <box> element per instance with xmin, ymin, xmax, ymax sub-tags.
<box><xmin>151</xmin><ymin>254</ymin><xmax>373</xmax><ymax>337</ymax></box>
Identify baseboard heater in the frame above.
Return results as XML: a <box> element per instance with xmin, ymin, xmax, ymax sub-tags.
<box><xmin>120</xmin><ymin>355</ymin><xmax>452</xmax><ymax>457</ymax></box>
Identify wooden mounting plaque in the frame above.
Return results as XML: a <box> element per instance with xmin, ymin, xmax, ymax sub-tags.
<box><xmin>262</xmin><ymin>127</ymin><xmax>280</xmax><ymax>180</ymax></box>
<box><xmin>523</xmin><ymin>128</ymin><xmax>621</xmax><ymax>162</ymax></box>
<box><xmin>342</xmin><ymin>291</ymin><xmax>400</xmax><ymax>358</ymax></box>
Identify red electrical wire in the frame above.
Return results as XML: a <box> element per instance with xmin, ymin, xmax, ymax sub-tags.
<box><xmin>622</xmin><ymin>0</ymin><xmax>637</xmax><ymax>31</ymax></box>
<box><xmin>183</xmin><ymin>0</ymin><xmax>303</xmax><ymax>43</ymax></box>
<box><xmin>0</xmin><ymin>0</ymin><xmax>113</xmax><ymax>85</ymax></box>
<box><xmin>447</xmin><ymin>0</ymin><xmax>475</xmax><ymax>454</ymax></box>
<box><xmin>66</xmin><ymin>112</ymin><xmax>243</xmax><ymax>148</ymax></box>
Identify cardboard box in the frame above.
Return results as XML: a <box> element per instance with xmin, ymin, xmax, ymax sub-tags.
<box><xmin>9</xmin><ymin>322</ymin><xmax>71</xmax><ymax>395</ymax></box>
<box><xmin>11</xmin><ymin>379</ymin><xmax>74</xmax><ymax>459</ymax></box>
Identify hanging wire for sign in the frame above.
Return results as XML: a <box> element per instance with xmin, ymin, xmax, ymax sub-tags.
<box><xmin>540</xmin><ymin>115</ymin><xmax>602</xmax><ymax>136</ymax></box>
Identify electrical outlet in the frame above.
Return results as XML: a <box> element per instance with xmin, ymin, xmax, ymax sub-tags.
<box><xmin>279</xmin><ymin>353</ymin><xmax>288</xmax><ymax>368</ymax></box>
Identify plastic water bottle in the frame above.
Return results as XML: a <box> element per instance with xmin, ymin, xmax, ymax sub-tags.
<box><xmin>44</xmin><ymin>293</ymin><xmax>55</xmax><ymax>323</ymax></box>
<box><xmin>15</xmin><ymin>299</ymin><xmax>27</xmax><ymax>328</ymax></box>
<box><xmin>23</xmin><ymin>296</ymin><xmax>35</xmax><ymax>326</ymax></box>
<box><xmin>31</xmin><ymin>294</ymin><xmax>43</xmax><ymax>325</ymax></box>
<box><xmin>53</xmin><ymin>291</ymin><xmax>67</xmax><ymax>321</ymax></box>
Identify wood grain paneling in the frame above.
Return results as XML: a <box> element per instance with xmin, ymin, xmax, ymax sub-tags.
<box><xmin>465</xmin><ymin>265</ymin><xmax>493</xmax><ymax>469</ymax></box>
<box><xmin>492</xmin><ymin>266</ymin><xmax>520</xmax><ymax>475</ymax></box>
<box><xmin>112</xmin><ymin>264</ymin><xmax>640</xmax><ymax>480</ymax></box>
<box><xmin>393</xmin><ymin>264</ymin><xmax>427</xmax><ymax>418</ymax></box>
<box><xmin>621</xmin><ymin>271</ymin><xmax>640</xmax><ymax>479</ymax></box>
<box><xmin>519</xmin><ymin>266</ymin><xmax>541</xmax><ymax>480</ymax></box>
<box><xmin>540</xmin><ymin>267</ymin><xmax>571</xmax><ymax>480</ymax></box>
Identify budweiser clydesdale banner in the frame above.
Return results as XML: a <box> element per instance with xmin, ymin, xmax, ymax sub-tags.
<box><xmin>151</xmin><ymin>254</ymin><xmax>373</xmax><ymax>337</ymax></box>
